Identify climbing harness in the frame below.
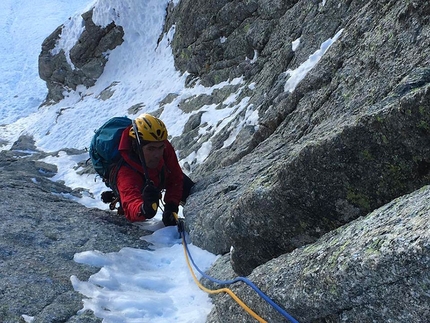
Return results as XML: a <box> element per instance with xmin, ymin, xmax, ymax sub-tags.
<box><xmin>172</xmin><ymin>213</ymin><xmax>300</xmax><ymax>323</ymax></box>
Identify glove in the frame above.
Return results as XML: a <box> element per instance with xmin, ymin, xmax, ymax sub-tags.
<box><xmin>141</xmin><ymin>184</ymin><xmax>160</xmax><ymax>219</ymax></box>
<box><xmin>162</xmin><ymin>203</ymin><xmax>179</xmax><ymax>226</ymax></box>
<box><xmin>101</xmin><ymin>191</ymin><xmax>115</xmax><ymax>203</ymax></box>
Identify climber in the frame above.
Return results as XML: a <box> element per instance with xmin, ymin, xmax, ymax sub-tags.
<box><xmin>114</xmin><ymin>113</ymin><xmax>194</xmax><ymax>225</ymax></box>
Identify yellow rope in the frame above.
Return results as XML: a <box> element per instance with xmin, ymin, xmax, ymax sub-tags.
<box><xmin>180</xmin><ymin>234</ymin><xmax>267</xmax><ymax>323</ymax></box>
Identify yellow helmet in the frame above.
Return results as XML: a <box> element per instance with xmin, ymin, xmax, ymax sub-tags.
<box><xmin>129</xmin><ymin>113</ymin><xmax>168</xmax><ymax>142</ymax></box>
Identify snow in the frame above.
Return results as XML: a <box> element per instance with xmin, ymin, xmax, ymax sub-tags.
<box><xmin>71</xmin><ymin>229</ymin><xmax>217</xmax><ymax>323</ymax></box>
<box><xmin>0</xmin><ymin>0</ymin><xmax>91</xmax><ymax>125</ymax></box>
<box><xmin>284</xmin><ymin>29</ymin><xmax>343</xmax><ymax>93</ymax></box>
<box><xmin>0</xmin><ymin>0</ymin><xmax>341</xmax><ymax>322</ymax></box>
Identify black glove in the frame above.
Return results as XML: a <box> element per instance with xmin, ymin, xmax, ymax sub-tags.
<box><xmin>101</xmin><ymin>191</ymin><xmax>115</xmax><ymax>203</ymax></box>
<box><xmin>163</xmin><ymin>203</ymin><xmax>179</xmax><ymax>226</ymax></box>
<box><xmin>141</xmin><ymin>184</ymin><xmax>160</xmax><ymax>219</ymax></box>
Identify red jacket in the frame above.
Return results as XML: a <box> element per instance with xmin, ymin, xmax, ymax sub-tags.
<box><xmin>116</xmin><ymin>126</ymin><xmax>183</xmax><ymax>222</ymax></box>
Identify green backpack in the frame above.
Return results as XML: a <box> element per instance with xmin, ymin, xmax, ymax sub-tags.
<box><xmin>89</xmin><ymin>116</ymin><xmax>132</xmax><ymax>212</ymax></box>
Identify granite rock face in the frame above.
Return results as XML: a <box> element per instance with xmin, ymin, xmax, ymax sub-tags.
<box><xmin>172</xmin><ymin>0</ymin><xmax>430</xmax><ymax>275</ymax></box>
<box><xmin>204</xmin><ymin>186</ymin><xmax>430</xmax><ymax>322</ymax></box>
<box><xmin>165</xmin><ymin>0</ymin><xmax>430</xmax><ymax>321</ymax></box>
<box><xmin>38</xmin><ymin>9</ymin><xmax>124</xmax><ymax>104</ymax></box>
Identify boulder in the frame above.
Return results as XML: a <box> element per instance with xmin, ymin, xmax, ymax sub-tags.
<box><xmin>204</xmin><ymin>185</ymin><xmax>430</xmax><ymax>322</ymax></box>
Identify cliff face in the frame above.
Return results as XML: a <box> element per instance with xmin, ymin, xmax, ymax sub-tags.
<box><xmin>166</xmin><ymin>0</ymin><xmax>430</xmax><ymax>321</ymax></box>
<box><xmin>34</xmin><ymin>0</ymin><xmax>430</xmax><ymax>322</ymax></box>
<box><xmin>166</xmin><ymin>0</ymin><xmax>430</xmax><ymax>276</ymax></box>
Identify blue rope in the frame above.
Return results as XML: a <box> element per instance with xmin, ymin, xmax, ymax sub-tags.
<box><xmin>180</xmin><ymin>231</ymin><xmax>299</xmax><ymax>323</ymax></box>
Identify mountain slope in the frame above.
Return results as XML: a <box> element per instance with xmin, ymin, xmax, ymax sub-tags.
<box><xmin>3</xmin><ymin>0</ymin><xmax>430</xmax><ymax>322</ymax></box>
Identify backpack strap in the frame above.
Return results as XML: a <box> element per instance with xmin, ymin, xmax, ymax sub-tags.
<box><xmin>107</xmin><ymin>159</ymin><xmax>124</xmax><ymax>194</ymax></box>
<box><xmin>158</xmin><ymin>165</ymin><xmax>166</xmax><ymax>190</ymax></box>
